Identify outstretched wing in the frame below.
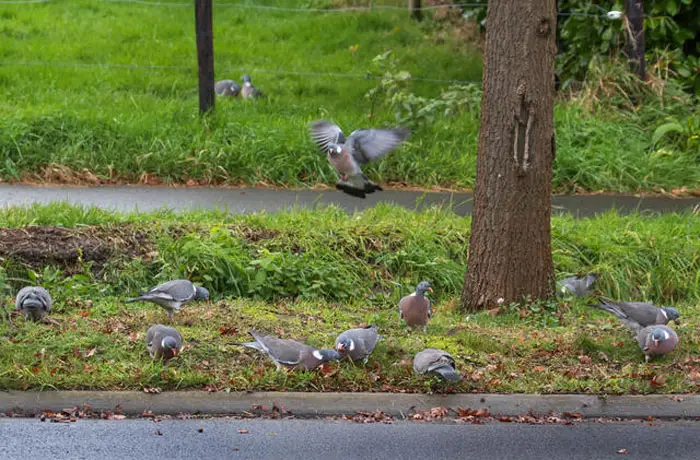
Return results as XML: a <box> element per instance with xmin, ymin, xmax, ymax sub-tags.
<box><xmin>309</xmin><ymin>120</ymin><xmax>346</xmax><ymax>153</ymax></box>
<box><xmin>347</xmin><ymin>127</ymin><xmax>410</xmax><ymax>164</ymax></box>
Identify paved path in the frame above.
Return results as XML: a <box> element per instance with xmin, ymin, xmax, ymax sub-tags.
<box><xmin>1</xmin><ymin>185</ymin><xmax>697</xmax><ymax>217</ymax></box>
<box><xmin>1</xmin><ymin>417</ymin><xmax>699</xmax><ymax>460</ymax></box>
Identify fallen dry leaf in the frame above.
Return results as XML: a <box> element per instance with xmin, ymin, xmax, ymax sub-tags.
<box><xmin>237</xmin><ymin>429</ymin><xmax>249</xmax><ymax>434</ymax></box>
<box><xmin>616</xmin><ymin>448</ymin><xmax>629</xmax><ymax>455</ymax></box>
<box><xmin>532</xmin><ymin>366</ymin><xmax>546</xmax><ymax>372</ymax></box>
<box><xmin>563</xmin><ymin>412</ymin><xmax>584</xmax><ymax>419</ymax></box>
<box><xmin>578</xmin><ymin>355</ymin><xmax>593</xmax><ymax>365</ymax></box>
<box><xmin>650</xmin><ymin>375</ymin><xmax>666</xmax><ymax>387</ymax></box>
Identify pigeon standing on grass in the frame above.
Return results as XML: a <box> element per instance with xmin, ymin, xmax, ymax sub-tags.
<box><xmin>557</xmin><ymin>273</ymin><xmax>599</xmax><ymax>297</ymax></box>
<box><xmin>399</xmin><ymin>281</ymin><xmax>433</xmax><ymax>331</ymax></box>
<box><xmin>236</xmin><ymin>331</ymin><xmax>340</xmax><ymax>371</ymax></box>
<box><xmin>215</xmin><ymin>79</ymin><xmax>241</xmax><ymax>97</ymax></box>
<box><xmin>413</xmin><ymin>348</ymin><xmax>461</xmax><ymax>381</ymax></box>
<box><xmin>589</xmin><ymin>297</ymin><xmax>680</xmax><ymax>333</ymax></box>
<box><xmin>125</xmin><ymin>280</ymin><xmax>209</xmax><ymax>321</ymax></box>
<box><xmin>335</xmin><ymin>325</ymin><xmax>380</xmax><ymax>363</ymax></box>
<box><xmin>637</xmin><ymin>325</ymin><xmax>679</xmax><ymax>363</ymax></box>
<box><xmin>240</xmin><ymin>74</ymin><xmax>262</xmax><ymax>99</ymax></box>
<box><xmin>146</xmin><ymin>324</ymin><xmax>184</xmax><ymax>362</ymax></box>
<box><xmin>309</xmin><ymin>120</ymin><xmax>410</xmax><ymax>198</ymax></box>
<box><xmin>15</xmin><ymin>286</ymin><xmax>52</xmax><ymax>321</ymax></box>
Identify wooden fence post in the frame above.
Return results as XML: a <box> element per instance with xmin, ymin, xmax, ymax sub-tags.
<box><xmin>194</xmin><ymin>0</ymin><xmax>215</xmax><ymax>114</ymax></box>
<box><xmin>624</xmin><ymin>0</ymin><xmax>645</xmax><ymax>80</ymax></box>
<box><xmin>409</xmin><ymin>0</ymin><xmax>422</xmax><ymax>21</ymax></box>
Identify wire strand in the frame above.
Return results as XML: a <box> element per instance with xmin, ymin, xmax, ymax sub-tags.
<box><xmin>0</xmin><ymin>60</ymin><xmax>482</xmax><ymax>85</ymax></box>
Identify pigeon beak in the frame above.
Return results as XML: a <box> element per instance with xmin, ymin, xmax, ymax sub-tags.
<box><xmin>172</xmin><ymin>348</ymin><xmax>179</xmax><ymax>357</ymax></box>
<box><xmin>674</xmin><ymin>319</ymin><xmax>681</xmax><ymax>325</ymax></box>
<box><xmin>653</xmin><ymin>339</ymin><xmax>659</xmax><ymax>348</ymax></box>
<box><xmin>336</xmin><ymin>344</ymin><xmax>345</xmax><ymax>352</ymax></box>
<box><xmin>428</xmin><ymin>287</ymin><xmax>434</xmax><ymax>294</ymax></box>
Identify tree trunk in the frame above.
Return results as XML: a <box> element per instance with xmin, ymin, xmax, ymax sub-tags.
<box><xmin>461</xmin><ymin>0</ymin><xmax>557</xmax><ymax>312</ymax></box>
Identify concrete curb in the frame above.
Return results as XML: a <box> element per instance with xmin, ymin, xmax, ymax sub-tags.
<box><xmin>1</xmin><ymin>391</ymin><xmax>699</xmax><ymax>419</ymax></box>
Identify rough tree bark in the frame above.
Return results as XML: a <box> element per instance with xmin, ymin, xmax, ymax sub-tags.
<box><xmin>461</xmin><ymin>0</ymin><xmax>557</xmax><ymax>312</ymax></box>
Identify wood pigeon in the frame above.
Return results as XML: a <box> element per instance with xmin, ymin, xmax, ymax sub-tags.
<box><xmin>399</xmin><ymin>281</ymin><xmax>433</xmax><ymax>330</ymax></box>
<box><xmin>125</xmin><ymin>280</ymin><xmax>209</xmax><ymax>321</ymax></box>
<box><xmin>589</xmin><ymin>297</ymin><xmax>680</xmax><ymax>333</ymax></box>
<box><xmin>146</xmin><ymin>324</ymin><xmax>183</xmax><ymax>362</ymax></box>
<box><xmin>557</xmin><ymin>272</ymin><xmax>599</xmax><ymax>297</ymax></box>
<box><xmin>215</xmin><ymin>79</ymin><xmax>241</xmax><ymax>97</ymax></box>
<box><xmin>637</xmin><ymin>325</ymin><xmax>679</xmax><ymax>363</ymax></box>
<box><xmin>240</xmin><ymin>74</ymin><xmax>262</xmax><ymax>99</ymax></box>
<box><xmin>237</xmin><ymin>331</ymin><xmax>340</xmax><ymax>371</ymax></box>
<box><xmin>413</xmin><ymin>348</ymin><xmax>461</xmax><ymax>381</ymax></box>
<box><xmin>15</xmin><ymin>286</ymin><xmax>52</xmax><ymax>321</ymax></box>
<box><xmin>309</xmin><ymin>120</ymin><xmax>410</xmax><ymax>198</ymax></box>
<box><xmin>335</xmin><ymin>325</ymin><xmax>380</xmax><ymax>363</ymax></box>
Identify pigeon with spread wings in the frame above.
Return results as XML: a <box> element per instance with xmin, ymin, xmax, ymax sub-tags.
<box><xmin>309</xmin><ymin>120</ymin><xmax>410</xmax><ymax>198</ymax></box>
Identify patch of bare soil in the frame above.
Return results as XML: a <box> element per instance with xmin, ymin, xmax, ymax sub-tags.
<box><xmin>0</xmin><ymin>225</ymin><xmax>153</xmax><ymax>274</ymax></box>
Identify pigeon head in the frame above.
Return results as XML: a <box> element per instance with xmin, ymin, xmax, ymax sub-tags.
<box><xmin>161</xmin><ymin>336</ymin><xmax>180</xmax><ymax>357</ymax></box>
<box><xmin>242</xmin><ymin>74</ymin><xmax>252</xmax><ymax>85</ymax></box>
<box><xmin>663</xmin><ymin>307</ymin><xmax>680</xmax><ymax>324</ymax></box>
<box><xmin>335</xmin><ymin>338</ymin><xmax>355</xmax><ymax>354</ymax></box>
<box><xmin>313</xmin><ymin>349</ymin><xmax>341</xmax><ymax>363</ymax></box>
<box><xmin>651</xmin><ymin>328</ymin><xmax>670</xmax><ymax>348</ymax></box>
<box><xmin>415</xmin><ymin>281</ymin><xmax>433</xmax><ymax>296</ymax></box>
<box><xmin>20</xmin><ymin>293</ymin><xmax>45</xmax><ymax>310</ymax></box>
<box><xmin>195</xmin><ymin>286</ymin><xmax>210</xmax><ymax>302</ymax></box>
<box><xmin>327</xmin><ymin>143</ymin><xmax>343</xmax><ymax>157</ymax></box>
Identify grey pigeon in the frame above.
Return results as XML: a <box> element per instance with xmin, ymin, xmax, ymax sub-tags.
<box><xmin>237</xmin><ymin>331</ymin><xmax>340</xmax><ymax>371</ymax></box>
<box><xmin>215</xmin><ymin>79</ymin><xmax>241</xmax><ymax>97</ymax></box>
<box><xmin>558</xmin><ymin>272</ymin><xmax>599</xmax><ymax>297</ymax></box>
<box><xmin>146</xmin><ymin>324</ymin><xmax>183</xmax><ymax>362</ymax></box>
<box><xmin>590</xmin><ymin>297</ymin><xmax>680</xmax><ymax>333</ymax></box>
<box><xmin>240</xmin><ymin>74</ymin><xmax>262</xmax><ymax>99</ymax></box>
<box><xmin>335</xmin><ymin>325</ymin><xmax>380</xmax><ymax>363</ymax></box>
<box><xmin>399</xmin><ymin>281</ymin><xmax>433</xmax><ymax>330</ymax></box>
<box><xmin>637</xmin><ymin>325</ymin><xmax>679</xmax><ymax>363</ymax></box>
<box><xmin>125</xmin><ymin>279</ymin><xmax>209</xmax><ymax>320</ymax></box>
<box><xmin>15</xmin><ymin>286</ymin><xmax>52</xmax><ymax>321</ymax></box>
<box><xmin>309</xmin><ymin>120</ymin><xmax>410</xmax><ymax>198</ymax></box>
<box><xmin>413</xmin><ymin>348</ymin><xmax>461</xmax><ymax>381</ymax></box>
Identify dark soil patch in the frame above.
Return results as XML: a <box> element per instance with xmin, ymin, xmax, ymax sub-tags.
<box><xmin>0</xmin><ymin>225</ymin><xmax>153</xmax><ymax>274</ymax></box>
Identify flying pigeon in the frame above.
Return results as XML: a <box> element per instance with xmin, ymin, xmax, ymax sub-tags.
<box><xmin>146</xmin><ymin>324</ymin><xmax>184</xmax><ymax>362</ymax></box>
<box><xmin>215</xmin><ymin>79</ymin><xmax>241</xmax><ymax>97</ymax></box>
<box><xmin>335</xmin><ymin>325</ymin><xmax>380</xmax><ymax>363</ymax></box>
<box><xmin>309</xmin><ymin>120</ymin><xmax>410</xmax><ymax>198</ymax></box>
<box><xmin>589</xmin><ymin>297</ymin><xmax>680</xmax><ymax>334</ymax></box>
<box><xmin>557</xmin><ymin>273</ymin><xmax>599</xmax><ymax>297</ymax></box>
<box><xmin>125</xmin><ymin>280</ymin><xmax>209</xmax><ymax>320</ymax></box>
<box><xmin>399</xmin><ymin>281</ymin><xmax>433</xmax><ymax>330</ymax></box>
<box><xmin>637</xmin><ymin>325</ymin><xmax>679</xmax><ymax>363</ymax></box>
<box><xmin>413</xmin><ymin>348</ymin><xmax>461</xmax><ymax>381</ymax></box>
<box><xmin>237</xmin><ymin>331</ymin><xmax>340</xmax><ymax>371</ymax></box>
<box><xmin>15</xmin><ymin>286</ymin><xmax>52</xmax><ymax>321</ymax></box>
<box><xmin>240</xmin><ymin>74</ymin><xmax>262</xmax><ymax>99</ymax></box>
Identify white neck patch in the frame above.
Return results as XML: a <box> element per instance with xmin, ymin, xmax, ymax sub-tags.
<box><xmin>348</xmin><ymin>340</ymin><xmax>355</xmax><ymax>351</ymax></box>
<box><xmin>312</xmin><ymin>350</ymin><xmax>324</xmax><ymax>360</ymax></box>
<box><xmin>662</xmin><ymin>330</ymin><xmax>670</xmax><ymax>340</ymax></box>
<box><xmin>660</xmin><ymin>309</ymin><xmax>668</xmax><ymax>320</ymax></box>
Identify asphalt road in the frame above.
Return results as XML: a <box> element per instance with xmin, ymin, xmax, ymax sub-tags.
<box><xmin>1</xmin><ymin>417</ymin><xmax>699</xmax><ymax>460</ymax></box>
<box><xmin>1</xmin><ymin>185</ymin><xmax>698</xmax><ymax>217</ymax></box>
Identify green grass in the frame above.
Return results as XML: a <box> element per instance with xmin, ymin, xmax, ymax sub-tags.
<box><xmin>0</xmin><ymin>203</ymin><xmax>698</xmax><ymax>392</ymax></box>
<box><xmin>1</xmin><ymin>1</ymin><xmax>698</xmax><ymax>192</ymax></box>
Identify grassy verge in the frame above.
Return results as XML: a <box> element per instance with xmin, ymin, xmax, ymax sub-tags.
<box><xmin>1</xmin><ymin>1</ymin><xmax>698</xmax><ymax>193</ymax></box>
<box><xmin>0</xmin><ymin>203</ymin><xmax>698</xmax><ymax>393</ymax></box>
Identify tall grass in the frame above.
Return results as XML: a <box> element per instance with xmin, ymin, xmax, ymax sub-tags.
<box><xmin>0</xmin><ymin>1</ymin><xmax>697</xmax><ymax>191</ymax></box>
<box><xmin>0</xmin><ymin>203</ymin><xmax>697</xmax><ymax>305</ymax></box>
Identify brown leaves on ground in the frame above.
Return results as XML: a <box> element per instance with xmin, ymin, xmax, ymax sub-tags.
<box><xmin>39</xmin><ymin>404</ymin><xmax>128</xmax><ymax>422</ymax></box>
<box><xmin>218</xmin><ymin>326</ymin><xmax>238</xmax><ymax>336</ymax></box>
<box><xmin>650</xmin><ymin>375</ymin><xmax>666</xmax><ymax>388</ymax></box>
<box><xmin>411</xmin><ymin>406</ymin><xmax>449</xmax><ymax>422</ymax></box>
<box><xmin>345</xmin><ymin>410</ymin><xmax>393</xmax><ymax>424</ymax></box>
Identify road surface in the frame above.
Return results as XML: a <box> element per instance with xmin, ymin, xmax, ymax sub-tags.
<box><xmin>1</xmin><ymin>185</ymin><xmax>698</xmax><ymax>217</ymax></box>
<box><xmin>1</xmin><ymin>417</ymin><xmax>699</xmax><ymax>460</ymax></box>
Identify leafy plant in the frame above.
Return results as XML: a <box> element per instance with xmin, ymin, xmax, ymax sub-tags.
<box><xmin>652</xmin><ymin>114</ymin><xmax>700</xmax><ymax>153</ymax></box>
